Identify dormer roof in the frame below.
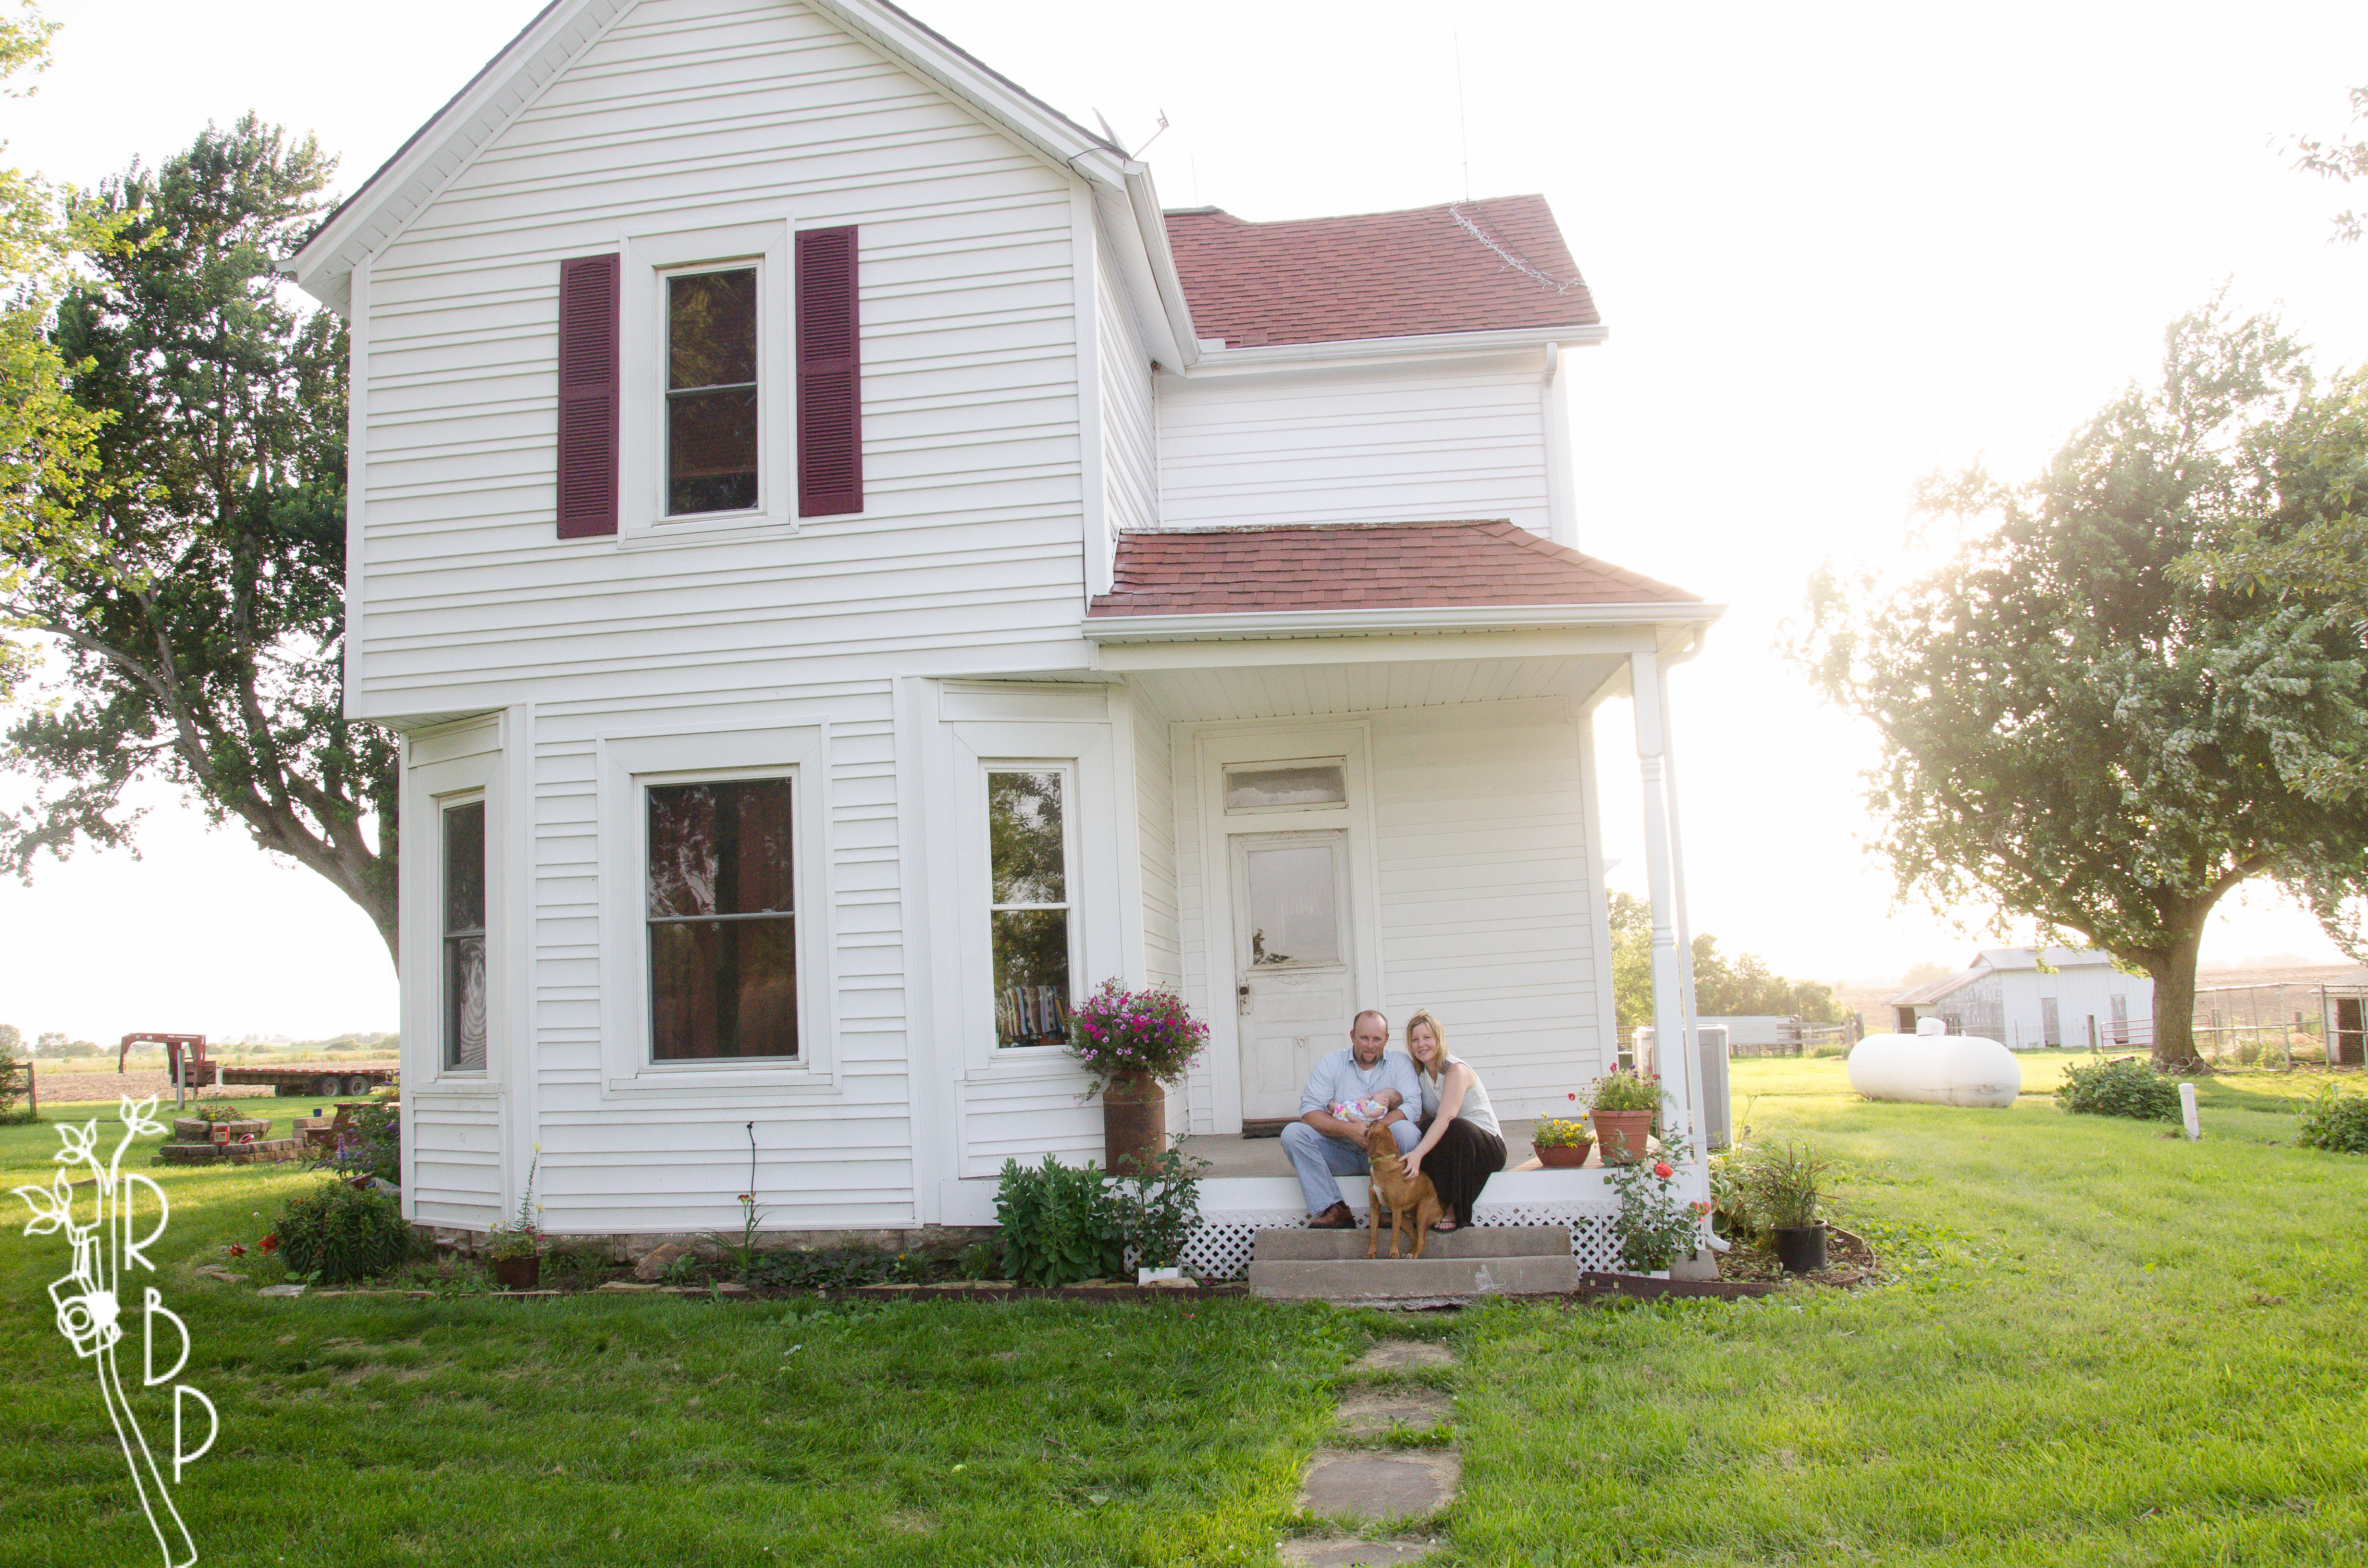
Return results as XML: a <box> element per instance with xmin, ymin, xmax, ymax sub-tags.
<box><xmin>1165</xmin><ymin>196</ymin><xmax>1601</xmax><ymax>349</ymax></box>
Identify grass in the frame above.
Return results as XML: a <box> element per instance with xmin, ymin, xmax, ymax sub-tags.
<box><xmin>4</xmin><ymin>1061</ymin><xmax>2366</xmax><ymax>1564</ymax></box>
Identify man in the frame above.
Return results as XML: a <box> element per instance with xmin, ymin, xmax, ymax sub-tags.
<box><xmin>1281</xmin><ymin>1009</ymin><xmax>1422</xmax><ymax>1228</ymax></box>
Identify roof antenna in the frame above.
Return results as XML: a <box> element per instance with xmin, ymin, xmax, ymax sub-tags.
<box><xmin>1134</xmin><ymin>110</ymin><xmax>1172</xmax><ymax>156</ymax></box>
<box><xmin>1454</xmin><ymin>31</ymin><xmax>1472</xmax><ymax>200</ymax></box>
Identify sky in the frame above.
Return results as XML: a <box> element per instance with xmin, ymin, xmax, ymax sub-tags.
<box><xmin>3</xmin><ymin>0</ymin><xmax>2366</xmax><ymax>1043</ymax></box>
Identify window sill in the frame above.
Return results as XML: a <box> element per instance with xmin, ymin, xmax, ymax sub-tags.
<box><xmin>603</xmin><ymin>1064</ymin><xmax>839</xmax><ymax>1098</ymax></box>
<box><xmin>615</xmin><ymin>513</ymin><xmax>800</xmax><ymax>551</ymax></box>
<box><xmin>963</xmin><ymin>1049</ymin><xmax>1093</xmax><ymax>1087</ymax></box>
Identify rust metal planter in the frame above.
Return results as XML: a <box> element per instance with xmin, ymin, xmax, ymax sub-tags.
<box><xmin>1102</xmin><ymin>1074</ymin><xmax>1166</xmax><ymax>1175</ymax></box>
<box><xmin>1591</xmin><ymin>1109</ymin><xmax>1655</xmax><ymax>1165</ymax></box>
<box><xmin>492</xmin><ymin>1255</ymin><xmax>542</xmax><ymax>1291</ymax></box>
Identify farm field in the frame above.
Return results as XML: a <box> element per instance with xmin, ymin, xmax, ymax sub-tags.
<box><xmin>1</xmin><ymin>1057</ymin><xmax>2362</xmax><ymax>1564</ymax></box>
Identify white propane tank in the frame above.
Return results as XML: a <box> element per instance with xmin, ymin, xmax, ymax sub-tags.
<box><xmin>1847</xmin><ymin>1019</ymin><xmax>2021</xmax><ymax>1108</ymax></box>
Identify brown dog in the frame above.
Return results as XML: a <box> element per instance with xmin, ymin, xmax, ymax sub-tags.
<box><xmin>1364</xmin><ymin>1121</ymin><xmax>1444</xmax><ymax>1258</ymax></box>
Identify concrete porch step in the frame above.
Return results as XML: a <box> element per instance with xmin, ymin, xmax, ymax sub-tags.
<box><xmin>1253</xmin><ymin>1223</ymin><xmax>1572</xmax><ymax>1262</ymax></box>
<box><xmin>1249</xmin><ymin>1252</ymin><xmax>1580</xmax><ymax>1306</ymax></box>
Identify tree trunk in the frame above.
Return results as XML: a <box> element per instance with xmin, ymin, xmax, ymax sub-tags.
<box><xmin>2142</xmin><ymin>899</ymin><xmax>2213</xmax><ymax>1074</ymax></box>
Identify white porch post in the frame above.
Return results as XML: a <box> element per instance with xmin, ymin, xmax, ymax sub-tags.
<box><xmin>1629</xmin><ymin>652</ymin><xmax>1700</xmax><ymax>1153</ymax></box>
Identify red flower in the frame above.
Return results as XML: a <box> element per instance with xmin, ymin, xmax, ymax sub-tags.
<box><xmin>1567</xmin><ymin>1091</ymin><xmax>1577</xmax><ymax>1101</ymax></box>
<box><xmin>226</xmin><ymin>1243</ymin><xmax>247</xmax><ymax>1258</ymax></box>
<box><xmin>259</xmin><ymin>1234</ymin><xmax>278</xmax><ymax>1254</ymax></box>
<box><xmin>1653</xmin><ymin>1161</ymin><xmax>1674</xmax><ymax>1179</ymax></box>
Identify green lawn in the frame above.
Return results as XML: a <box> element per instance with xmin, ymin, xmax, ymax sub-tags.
<box><xmin>3</xmin><ymin>1061</ymin><xmax>2364</xmax><ymax>1565</ymax></box>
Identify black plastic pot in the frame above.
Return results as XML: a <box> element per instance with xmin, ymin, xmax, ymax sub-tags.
<box><xmin>1772</xmin><ymin>1223</ymin><xmax>1828</xmax><ymax>1274</ymax></box>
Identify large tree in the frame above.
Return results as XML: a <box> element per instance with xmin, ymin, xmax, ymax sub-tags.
<box><xmin>1794</xmin><ymin>305</ymin><xmax>2368</xmax><ymax>1070</ymax></box>
<box><xmin>0</xmin><ymin>118</ymin><xmax>398</xmax><ymax>962</ymax></box>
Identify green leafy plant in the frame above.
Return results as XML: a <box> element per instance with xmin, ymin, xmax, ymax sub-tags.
<box><xmin>314</xmin><ymin>1099</ymin><xmax>400</xmax><ymax>1184</ymax></box>
<box><xmin>1743</xmin><ymin>1141</ymin><xmax>1831</xmax><ymax>1230</ymax></box>
<box><xmin>955</xmin><ymin>1241</ymin><xmax>1000</xmax><ymax>1281</ymax></box>
<box><xmin>1587</xmin><ymin>1067</ymin><xmax>1663</xmax><ymax>1115</ymax></box>
<box><xmin>1707</xmin><ymin>1148</ymin><xmax>1759</xmax><ymax>1241</ymax></box>
<box><xmin>1531</xmin><ymin>1115</ymin><xmax>1592</xmax><ymax>1149</ymax></box>
<box><xmin>1606</xmin><ymin>1140</ymin><xmax>1707</xmax><ymax>1272</ymax></box>
<box><xmin>994</xmin><ymin>1155</ymin><xmax>1125</xmax><ymax>1287</ymax></box>
<box><xmin>483</xmin><ymin>1149</ymin><xmax>543</xmax><ymax>1262</ymax></box>
<box><xmin>2056</xmin><ymin>1056</ymin><xmax>2181</xmax><ymax>1122</ymax></box>
<box><xmin>275</xmin><ymin>1181</ymin><xmax>413</xmax><ymax>1284</ymax></box>
<box><xmin>0</xmin><ymin>1055</ymin><xmax>32</xmax><ymax>1123</ymax></box>
<box><xmin>2296</xmin><ymin>1082</ymin><xmax>2368</xmax><ymax>1153</ymax></box>
<box><xmin>717</xmin><ymin>1193</ymin><xmax>768</xmax><ymax>1277</ymax></box>
<box><xmin>744</xmin><ymin>1246</ymin><xmax>907</xmax><ymax>1290</ymax></box>
<box><xmin>190</xmin><ymin>1100</ymin><xmax>246</xmax><ymax>1124</ymax></box>
<box><xmin>1104</xmin><ymin>1147</ymin><xmax>1209</xmax><ymax>1271</ymax></box>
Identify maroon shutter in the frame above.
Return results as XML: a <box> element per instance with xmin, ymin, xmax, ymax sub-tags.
<box><xmin>556</xmin><ymin>253</ymin><xmax>620</xmax><ymax>538</ymax></box>
<box><xmin>796</xmin><ymin>225</ymin><xmax>862</xmax><ymax>516</ymax></box>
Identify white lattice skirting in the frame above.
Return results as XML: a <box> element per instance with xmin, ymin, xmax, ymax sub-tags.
<box><xmin>941</xmin><ymin>1168</ymin><xmax>1634</xmax><ymax>1281</ymax></box>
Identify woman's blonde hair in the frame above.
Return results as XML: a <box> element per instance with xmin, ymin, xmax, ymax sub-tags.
<box><xmin>1405</xmin><ymin>1008</ymin><xmax>1452</xmax><ymax>1080</ymax></box>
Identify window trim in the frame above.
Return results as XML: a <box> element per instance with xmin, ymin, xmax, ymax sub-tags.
<box><xmin>400</xmin><ymin>717</ymin><xmax>510</xmax><ymax>1101</ymax></box>
<box><xmin>983</xmin><ymin>761</ymin><xmax>1082</xmax><ymax>1052</ymax></box>
<box><xmin>618</xmin><ymin>217</ymin><xmax>795</xmax><ymax>545</ymax></box>
<box><xmin>439</xmin><ymin>791</ymin><xmax>491</xmax><ymax>1074</ymax></box>
<box><xmin>595</xmin><ymin>723</ymin><xmax>836</xmax><ymax>1099</ymax></box>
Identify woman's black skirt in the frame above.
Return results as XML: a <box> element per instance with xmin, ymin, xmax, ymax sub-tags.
<box><xmin>1422</xmin><ymin>1116</ymin><xmax>1506</xmax><ymax>1227</ymax></box>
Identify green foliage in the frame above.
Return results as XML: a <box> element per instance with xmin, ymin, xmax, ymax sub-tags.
<box><xmin>993</xmin><ymin>1155</ymin><xmax>1125</xmax><ymax>1287</ymax></box>
<box><xmin>743</xmin><ymin>1246</ymin><xmax>911</xmax><ymax>1290</ymax></box>
<box><xmin>1530</xmin><ymin>1115</ymin><xmax>1591</xmax><ymax>1149</ymax></box>
<box><xmin>954</xmin><ymin>1240</ymin><xmax>999</xmax><ymax>1280</ymax></box>
<box><xmin>1586</xmin><ymin>1066</ymin><xmax>1664</xmax><ymax>1115</ymax></box>
<box><xmin>482</xmin><ymin>1149</ymin><xmax>540</xmax><ymax>1260</ymax></box>
<box><xmin>0</xmin><ymin>118</ymin><xmax>398</xmax><ymax>959</ymax></box>
<box><xmin>2056</xmin><ymin>1056</ymin><xmax>2183</xmax><ymax>1122</ymax></box>
<box><xmin>1102</xmin><ymin>1147</ymin><xmax>1208</xmax><ymax>1270</ymax></box>
<box><xmin>1793</xmin><ymin>303</ymin><xmax>2368</xmax><ymax>1066</ymax></box>
<box><xmin>1706</xmin><ymin>1145</ymin><xmax>1758</xmax><ymax>1240</ymax></box>
<box><xmin>1741</xmin><ymin>1140</ymin><xmax>1831</xmax><ymax>1228</ymax></box>
<box><xmin>1604</xmin><ymin>1138</ymin><xmax>1702</xmax><ymax>1272</ymax></box>
<box><xmin>274</xmin><ymin>1180</ymin><xmax>412</xmax><ymax>1284</ymax></box>
<box><xmin>189</xmin><ymin>1100</ymin><xmax>244</xmax><ymax>1124</ymax></box>
<box><xmin>2295</xmin><ymin>1081</ymin><xmax>2368</xmax><ymax>1152</ymax></box>
<box><xmin>2288</xmin><ymin>83</ymin><xmax>2368</xmax><ymax>244</ymax></box>
<box><xmin>0</xmin><ymin>1053</ymin><xmax>26</xmax><ymax>1118</ymax></box>
<box><xmin>1607</xmin><ymin>891</ymin><xmax>1848</xmax><ymax>1027</ymax></box>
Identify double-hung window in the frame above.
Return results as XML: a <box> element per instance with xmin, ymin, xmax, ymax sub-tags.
<box><xmin>645</xmin><ymin>778</ymin><xmax>798</xmax><ymax>1061</ymax></box>
<box><xmin>987</xmin><ymin>767</ymin><xmax>1074</xmax><ymax>1048</ymax></box>
<box><xmin>442</xmin><ymin>798</ymin><xmax>488</xmax><ymax>1072</ymax></box>
<box><xmin>665</xmin><ymin>268</ymin><xmax>759</xmax><ymax>516</ymax></box>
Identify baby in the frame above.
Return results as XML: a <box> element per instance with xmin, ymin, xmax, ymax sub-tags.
<box><xmin>1328</xmin><ymin>1094</ymin><xmax>1392</xmax><ymax>1123</ymax></box>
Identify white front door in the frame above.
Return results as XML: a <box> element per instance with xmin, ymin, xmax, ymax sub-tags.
<box><xmin>1232</xmin><ymin>830</ymin><xmax>1356</xmax><ymax>1120</ymax></box>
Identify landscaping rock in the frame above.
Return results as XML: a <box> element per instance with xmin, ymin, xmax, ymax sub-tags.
<box><xmin>257</xmin><ymin>1283</ymin><xmax>306</xmax><ymax>1298</ymax></box>
<box><xmin>1353</xmin><ymin>1340</ymin><xmax>1455</xmax><ymax>1372</ymax></box>
<box><xmin>597</xmin><ymin>1282</ymin><xmax>661</xmax><ymax>1293</ymax></box>
<box><xmin>1281</xmin><ymin>1538</ymin><xmax>1436</xmax><ymax>1567</ymax></box>
<box><xmin>1333</xmin><ymin>1390</ymin><xmax>1454</xmax><ymax>1437</ymax></box>
<box><xmin>1298</xmin><ymin>1450</ymin><xmax>1460</xmax><ymax>1522</ymax></box>
<box><xmin>713</xmin><ymin>1282</ymin><xmax>752</xmax><ymax>1297</ymax></box>
<box><xmin>634</xmin><ymin>1242</ymin><xmax>691</xmax><ymax>1282</ymax></box>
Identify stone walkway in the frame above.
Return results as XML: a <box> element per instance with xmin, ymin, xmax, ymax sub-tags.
<box><xmin>1284</xmin><ymin>1338</ymin><xmax>1462</xmax><ymax>1567</ymax></box>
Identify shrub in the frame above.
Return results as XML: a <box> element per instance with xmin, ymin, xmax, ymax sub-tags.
<box><xmin>1742</xmin><ymin>1141</ymin><xmax>1830</xmax><ymax>1229</ymax></box>
<box><xmin>1607</xmin><ymin>1139</ymin><xmax>1705</xmax><ymax>1272</ymax></box>
<box><xmin>994</xmin><ymin>1155</ymin><xmax>1125</xmax><ymax>1287</ymax></box>
<box><xmin>2296</xmin><ymin>1083</ymin><xmax>2368</xmax><ymax>1153</ymax></box>
<box><xmin>1066</xmin><ymin>979</ymin><xmax>1209</xmax><ymax>1090</ymax></box>
<box><xmin>276</xmin><ymin>1181</ymin><xmax>413</xmax><ymax>1284</ymax></box>
<box><xmin>2056</xmin><ymin>1056</ymin><xmax>2181</xmax><ymax>1121</ymax></box>
<box><xmin>0</xmin><ymin>1056</ymin><xmax>30</xmax><ymax>1121</ymax></box>
<box><xmin>1105</xmin><ymin>1147</ymin><xmax>1209</xmax><ymax>1271</ymax></box>
<box><xmin>313</xmin><ymin>1099</ymin><xmax>401</xmax><ymax>1184</ymax></box>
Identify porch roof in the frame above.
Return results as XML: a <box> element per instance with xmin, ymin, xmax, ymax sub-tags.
<box><xmin>1087</xmin><ymin>521</ymin><xmax>1702</xmax><ymax>620</ymax></box>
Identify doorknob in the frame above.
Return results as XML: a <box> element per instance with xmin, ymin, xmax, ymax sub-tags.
<box><xmin>1238</xmin><ymin>983</ymin><xmax>1251</xmax><ymax>1017</ymax></box>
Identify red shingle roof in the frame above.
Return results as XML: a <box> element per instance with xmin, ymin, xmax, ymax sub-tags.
<box><xmin>1163</xmin><ymin>196</ymin><xmax>1601</xmax><ymax>348</ymax></box>
<box><xmin>1087</xmin><ymin>522</ymin><xmax>1700</xmax><ymax>618</ymax></box>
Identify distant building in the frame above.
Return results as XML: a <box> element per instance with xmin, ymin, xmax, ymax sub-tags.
<box><xmin>1887</xmin><ymin>949</ymin><xmax>2150</xmax><ymax>1050</ymax></box>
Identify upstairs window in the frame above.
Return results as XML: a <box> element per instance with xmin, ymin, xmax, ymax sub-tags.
<box><xmin>666</xmin><ymin>268</ymin><xmax>759</xmax><ymax>516</ymax></box>
<box><xmin>646</xmin><ymin>779</ymin><xmax>798</xmax><ymax>1060</ymax></box>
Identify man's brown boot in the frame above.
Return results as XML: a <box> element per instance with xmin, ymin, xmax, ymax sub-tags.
<box><xmin>1306</xmin><ymin>1201</ymin><xmax>1356</xmax><ymax>1229</ymax></box>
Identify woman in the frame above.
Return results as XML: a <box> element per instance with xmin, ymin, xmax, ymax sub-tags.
<box><xmin>1398</xmin><ymin>1008</ymin><xmax>1505</xmax><ymax>1232</ymax></box>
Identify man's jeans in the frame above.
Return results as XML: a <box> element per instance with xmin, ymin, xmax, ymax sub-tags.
<box><xmin>1281</xmin><ymin>1118</ymin><xmax>1420</xmax><ymax>1216</ymax></box>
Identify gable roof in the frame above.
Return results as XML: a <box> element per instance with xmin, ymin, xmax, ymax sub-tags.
<box><xmin>1086</xmin><ymin>521</ymin><xmax>1697</xmax><ymax>619</ymax></box>
<box><xmin>1164</xmin><ymin>196</ymin><xmax>1601</xmax><ymax>348</ymax></box>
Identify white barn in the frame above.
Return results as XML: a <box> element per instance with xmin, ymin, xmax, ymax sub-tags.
<box><xmin>1888</xmin><ymin>948</ymin><xmax>2151</xmax><ymax>1051</ymax></box>
<box><xmin>288</xmin><ymin>0</ymin><xmax>1722</xmax><ymax>1266</ymax></box>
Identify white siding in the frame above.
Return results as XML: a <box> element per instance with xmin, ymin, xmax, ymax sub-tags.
<box><xmin>357</xmin><ymin>0</ymin><xmax>1092</xmax><ymax>722</ymax></box>
<box><xmin>1157</xmin><ymin>356</ymin><xmax>1552</xmax><ymax>534</ymax></box>
<box><xmin>1135</xmin><ymin>697</ymin><xmax>1182</xmax><ymax>993</ymax></box>
<box><xmin>1098</xmin><ymin>254</ymin><xmax>1157</xmax><ymax>546</ymax></box>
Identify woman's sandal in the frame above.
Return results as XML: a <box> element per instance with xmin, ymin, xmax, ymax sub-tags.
<box><xmin>1430</xmin><ymin>1219</ymin><xmax>1460</xmax><ymax>1233</ymax></box>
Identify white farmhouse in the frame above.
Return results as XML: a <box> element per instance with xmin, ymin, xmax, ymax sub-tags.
<box><xmin>1887</xmin><ymin>948</ymin><xmax>2152</xmax><ymax>1051</ymax></box>
<box><xmin>287</xmin><ymin>0</ymin><xmax>1720</xmax><ymax>1263</ymax></box>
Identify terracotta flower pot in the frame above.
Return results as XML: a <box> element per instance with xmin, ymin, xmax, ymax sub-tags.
<box><xmin>492</xmin><ymin>1254</ymin><xmax>541</xmax><ymax>1291</ymax></box>
<box><xmin>1590</xmin><ymin>1109</ymin><xmax>1655</xmax><ymax>1166</ymax></box>
<box><xmin>1534</xmin><ymin>1142</ymin><xmax>1592</xmax><ymax>1168</ymax></box>
<box><xmin>1102</xmin><ymin>1074</ymin><xmax>1166</xmax><ymax>1176</ymax></box>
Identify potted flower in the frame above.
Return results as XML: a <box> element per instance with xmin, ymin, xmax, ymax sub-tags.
<box><xmin>483</xmin><ymin>1150</ymin><xmax>544</xmax><ymax>1289</ymax></box>
<box><xmin>1067</xmin><ymin>979</ymin><xmax>1209</xmax><ymax>1175</ymax></box>
<box><xmin>1531</xmin><ymin>1110</ymin><xmax>1593</xmax><ymax>1168</ymax></box>
<box><xmin>1744</xmin><ymin>1141</ymin><xmax>1831</xmax><ymax>1273</ymax></box>
<box><xmin>1586</xmin><ymin>1067</ymin><xmax>1663</xmax><ymax>1165</ymax></box>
